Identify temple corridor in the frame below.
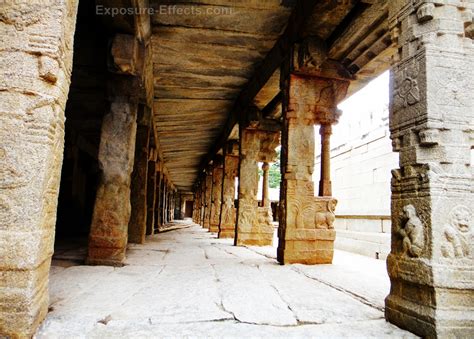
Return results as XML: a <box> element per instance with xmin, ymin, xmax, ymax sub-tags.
<box><xmin>37</xmin><ymin>221</ymin><xmax>414</xmax><ymax>337</ymax></box>
<box><xmin>1</xmin><ymin>0</ymin><xmax>473</xmax><ymax>337</ymax></box>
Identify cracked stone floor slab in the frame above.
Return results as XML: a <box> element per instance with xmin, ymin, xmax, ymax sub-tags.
<box><xmin>36</xmin><ymin>220</ymin><xmax>417</xmax><ymax>338</ymax></box>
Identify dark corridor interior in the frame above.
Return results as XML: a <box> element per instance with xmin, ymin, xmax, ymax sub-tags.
<box><xmin>55</xmin><ymin>0</ymin><xmax>109</xmax><ymax>244</ymax></box>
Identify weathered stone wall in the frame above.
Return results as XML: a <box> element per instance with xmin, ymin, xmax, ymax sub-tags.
<box><xmin>385</xmin><ymin>1</ymin><xmax>473</xmax><ymax>337</ymax></box>
<box><xmin>0</xmin><ymin>1</ymin><xmax>79</xmax><ymax>336</ymax></box>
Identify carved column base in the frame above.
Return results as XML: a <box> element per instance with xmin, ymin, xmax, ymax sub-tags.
<box><xmin>235</xmin><ymin>232</ymin><xmax>273</xmax><ymax>246</ymax></box>
<box><xmin>218</xmin><ymin>229</ymin><xmax>236</xmax><ymax>239</ymax></box>
<box><xmin>277</xmin><ymin>229</ymin><xmax>335</xmax><ymax>264</ymax></box>
<box><xmin>278</xmin><ymin>196</ymin><xmax>337</xmax><ymax>264</ymax></box>
<box><xmin>236</xmin><ymin>207</ymin><xmax>274</xmax><ymax>246</ymax></box>
<box><xmin>218</xmin><ymin>204</ymin><xmax>236</xmax><ymax>239</ymax></box>
<box><xmin>209</xmin><ymin>225</ymin><xmax>220</xmax><ymax>233</ymax></box>
<box><xmin>385</xmin><ymin>255</ymin><xmax>474</xmax><ymax>338</ymax></box>
<box><xmin>87</xmin><ymin>186</ymin><xmax>129</xmax><ymax>266</ymax></box>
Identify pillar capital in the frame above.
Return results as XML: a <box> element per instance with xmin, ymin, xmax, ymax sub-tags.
<box><xmin>285</xmin><ymin>74</ymin><xmax>349</xmax><ymax>126</ymax></box>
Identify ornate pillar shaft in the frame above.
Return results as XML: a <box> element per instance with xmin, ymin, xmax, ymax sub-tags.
<box><xmin>0</xmin><ymin>2</ymin><xmax>78</xmax><ymax>336</ymax></box>
<box><xmin>219</xmin><ymin>142</ymin><xmax>239</xmax><ymax>238</ymax></box>
<box><xmin>318</xmin><ymin>124</ymin><xmax>332</xmax><ymax>196</ymax></box>
<box><xmin>262</xmin><ymin>162</ymin><xmax>270</xmax><ymax>207</ymax></box>
<box><xmin>128</xmin><ymin>106</ymin><xmax>150</xmax><ymax>243</ymax></box>
<box><xmin>203</xmin><ymin>171</ymin><xmax>213</xmax><ymax>229</ymax></box>
<box><xmin>385</xmin><ymin>2</ymin><xmax>473</xmax><ymax>337</ymax></box>
<box><xmin>235</xmin><ymin>126</ymin><xmax>279</xmax><ymax>246</ymax></box>
<box><xmin>277</xmin><ymin>71</ymin><xmax>348</xmax><ymax>264</ymax></box>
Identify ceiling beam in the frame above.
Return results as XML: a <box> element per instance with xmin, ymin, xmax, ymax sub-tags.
<box><xmin>196</xmin><ymin>0</ymin><xmax>320</xmax><ymax>180</ymax></box>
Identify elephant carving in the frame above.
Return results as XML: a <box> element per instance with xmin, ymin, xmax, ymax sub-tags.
<box><xmin>314</xmin><ymin>198</ymin><xmax>337</xmax><ymax>229</ymax></box>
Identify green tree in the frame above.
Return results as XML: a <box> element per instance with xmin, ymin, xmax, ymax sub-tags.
<box><xmin>268</xmin><ymin>148</ymin><xmax>281</xmax><ymax>189</ymax></box>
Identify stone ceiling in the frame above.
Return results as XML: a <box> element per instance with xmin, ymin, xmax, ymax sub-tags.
<box><xmin>149</xmin><ymin>0</ymin><xmax>393</xmax><ymax>193</ymax></box>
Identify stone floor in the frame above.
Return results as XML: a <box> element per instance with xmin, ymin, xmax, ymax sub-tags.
<box><xmin>36</xmin><ymin>220</ymin><xmax>416</xmax><ymax>338</ymax></box>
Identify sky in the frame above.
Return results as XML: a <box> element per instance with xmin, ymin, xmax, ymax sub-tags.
<box><xmin>332</xmin><ymin>70</ymin><xmax>390</xmax><ymax>148</ymax></box>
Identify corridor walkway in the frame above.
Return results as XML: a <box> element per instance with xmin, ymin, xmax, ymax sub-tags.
<box><xmin>36</xmin><ymin>221</ymin><xmax>415</xmax><ymax>338</ymax></box>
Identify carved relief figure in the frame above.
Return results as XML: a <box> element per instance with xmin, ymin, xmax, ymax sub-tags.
<box><xmin>441</xmin><ymin>205</ymin><xmax>471</xmax><ymax>258</ymax></box>
<box><xmin>314</xmin><ymin>198</ymin><xmax>337</xmax><ymax>229</ymax></box>
<box><xmin>393</xmin><ymin>61</ymin><xmax>420</xmax><ymax>110</ymax></box>
<box><xmin>398</xmin><ymin>204</ymin><xmax>424</xmax><ymax>257</ymax></box>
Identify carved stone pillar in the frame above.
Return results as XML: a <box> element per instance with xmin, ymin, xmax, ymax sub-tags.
<box><xmin>235</xmin><ymin>127</ymin><xmax>279</xmax><ymax>246</ymax></box>
<box><xmin>193</xmin><ymin>185</ymin><xmax>201</xmax><ymax>224</ymax></box>
<box><xmin>318</xmin><ymin>124</ymin><xmax>332</xmax><ymax>196</ymax></box>
<box><xmin>128</xmin><ymin>106</ymin><xmax>151</xmax><ymax>243</ymax></box>
<box><xmin>162</xmin><ymin>177</ymin><xmax>168</xmax><ymax>224</ymax></box>
<box><xmin>154</xmin><ymin>169</ymin><xmax>163</xmax><ymax>230</ymax></box>
<box><xmin>219</xmin><ymin>142</ymin><xmax>239</xmax><ymax>238</ymax></box>
<box><xmin>210</xmin><ymin>158</ymin><xmax>224</xmax><ymax>233</ymax></box>
<box><xmin>0</xmin><ymin>2</ymin><xmax>78</xmax><ymax>336</ymax></box>
<box><xmin>145</xmin><ymin>150</ymin><xmax>157</xmax><ymax>236</ymax></box>
<box><xmin>200</xmin><ymin>179</ymin><xmax>206</xmax><ymax>226</ymax></box>
<box><xmin>277</xmin><ymin>71</ymin><xmax>349</xmax><ymax>264</ymax></box>
<box><xmin>262</xmin><ymin>162</ymin><xmax>270</xmax><ymax>207</ymax></box>
<box><xmin>385</xmin><ymin>2</ymin><xmax>473</xmax><ymax>337</ymax></box>
<box><xmin>87</xmin><ymin>98</ymin><xmax>138</xmax><ymax>266</ymax></box>
<box><xmin>203</xmin><ymin>170</ymin><xmax>213</xmax><ymax>229</ymax></box>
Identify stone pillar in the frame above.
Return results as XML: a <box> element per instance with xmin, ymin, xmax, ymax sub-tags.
<box><xmin>162</xmin><ymin>177</ymin><xmax>168</xmax><ymax>224</ymax></box>
<box><xmin>200</xmin><ymin>179</ymin><xmax>206</xmax><ymax>226</ymax></box>
<box><xmin>195</xmin><ymin>189</ymin><xmax>201</xmax><ymax>223</ymax></box>
<box><xmin>145</xmin><ymin>149</ymin><xmax>157</xmax><ymax>236</ymax></box>
<box><xmin>87</xmin><ymin>98</ymin><xmax>138</xmax><ymax>266</ymax></box>
<box><xmin>277</xmin><ymin>71</ymin><xmax>348</xmax><ymax>264</ymax></box>
<box><xmin>318</xmin><ymin>124</ymin><xmax>332</xmax><ymax>197</ymax></box>
<box><xmin>0</xmin><ymin>2</ymin><xmax>78</xmax><ymax>336</ymax></box>
<box><xmin>219</xmin><ymin>142</ymin><xmax>239</xmax><ymax>238</ymax></box>
<box><xmin>128</xmin><ymin>105</ymin><xmax>151</xmax><ymax>243</ymax></box>
<box><xmin>385</xmin><ymin>2</ymin><xmax>473</xmax><ymax>337</ymax></box>
<box><xmin>262</xmin><ymin>162</ymin><xmax>270</xmax><ymax>207</ymax></box>
<box><xmin>235</xmin><ymin>126</ymin><xmax>279</xmax><ymax>246</ymax></box>
<box><xmin>154</xmin><ymin>168</ymin><xmax>162</xmax><ymax>231</ymax></box>
<box><xmin>192</xmin><ymin>186</ymin><xmax>199</xmax><ymax>223</ymax></box>
<box><xmin>210</xmin><ymin>158</ymin><xmax>224</xmax><ymax>233</ymax></box>
<box><xmin>203</xmin><ymin>170</ymin><xmax>213</xmax><ymax>229</ymax></box>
